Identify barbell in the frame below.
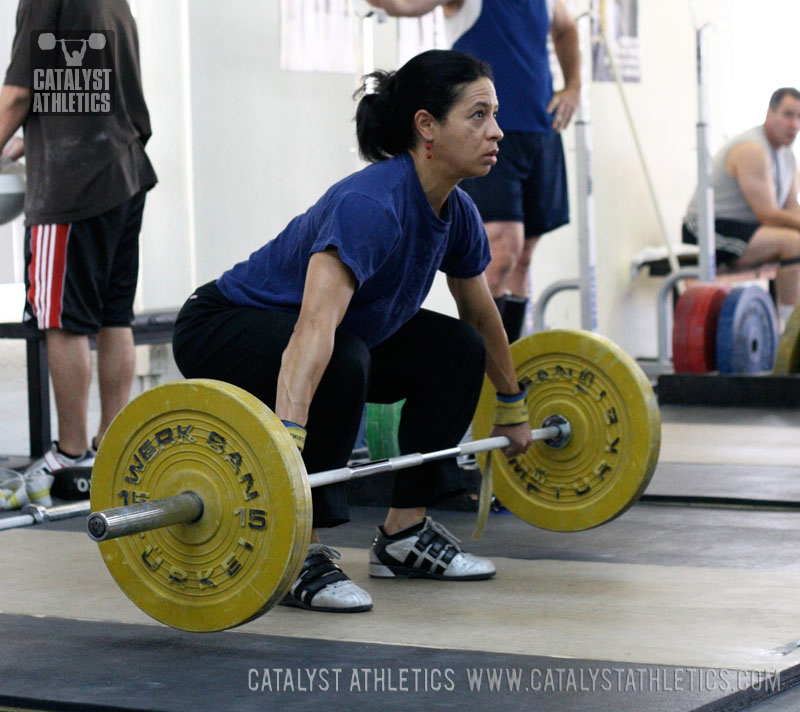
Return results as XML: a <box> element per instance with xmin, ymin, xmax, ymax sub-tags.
<box><xmin>86</xmin><ymin>419</ymin><xmax>569</xmax><ymax>543</ymax></box>
<box><xmin>0</xmin><ymin>330</ymin><xmax>661</xmax><ymax>631</ymax></box>
<box><xmin>77</xmin><ymin>330</ymin><xmax>660</xmax><ymax>632</ymax></box>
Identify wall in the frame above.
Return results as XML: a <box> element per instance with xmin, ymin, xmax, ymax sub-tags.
<box><xmin>186</xmin><ymin>1</ymin><xmax>370</xmax><ymax>288</ymax></box>
<box><xmin>2</xmin><ymin>0</ymin><xmax>800</xmax><ymax>345</ymax></box>
<box><xmin>589</xmin><ymin>0</ymin><xmax>699</xmax><ymax>355</ymax></box>
<box><xmin>131</xmin><ymin>0</ymin><xmax>196</xmax><ymax>311</ymax></box>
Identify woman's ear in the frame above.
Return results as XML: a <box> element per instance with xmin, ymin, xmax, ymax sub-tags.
<box><xmin>413</xmin><ymin>109</ymin><xmax>436</xmax><ymax>143</ymax></box>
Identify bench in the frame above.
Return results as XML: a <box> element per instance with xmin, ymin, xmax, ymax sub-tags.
<box><xmin>0</xmin><ymin>311</ymin><xmax>178</xmax><ymax>458</ymax></box>
<box><xmin>632</xmin><ymin>246</ymin><xmax>779</xmax><ymax>302</ymax></box>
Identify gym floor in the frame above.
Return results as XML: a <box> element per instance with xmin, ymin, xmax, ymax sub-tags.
<box><xmin>2</xmin><ymin>404</ymin><xmax>800</xmax><ymax>711</ymax></box>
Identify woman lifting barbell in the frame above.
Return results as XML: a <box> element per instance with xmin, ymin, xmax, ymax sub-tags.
<box><xmin>172</xmin><ymin>49</ymin><xmax>533</xmax><ymax>613</ymax></box>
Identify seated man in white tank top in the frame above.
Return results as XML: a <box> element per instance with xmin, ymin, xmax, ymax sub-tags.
<box><xmin>683</xmin><ymin>87</ymin><xmax>800</xmax><ymax>330</ymax></box>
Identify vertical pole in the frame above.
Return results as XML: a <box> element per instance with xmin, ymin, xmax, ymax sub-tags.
<box><xmin>695</xmin><ymin>25</ymin><xmax>715</xmax><ymax>284</ymax></box>
<box><xmin>180</xmin><ymin>0</ymin><xmax>198</xmax><ymax>292</ymax></box>
<box><xmin>361</xmin><ymin>15</ymin><xmax>375</xmax><ymax>78</ymax></box>
<box><xmin>354</xmin><ymin>6</ymin><xmax>377</xmax><ymax>167</ymax></box>
<box><xmin>27</xmin><ymin>332</ymin><xmax>50</xmax><ymax>457</ymax></box>
<box><xmin>575</xmin><ymin>13</ymin><xmax>598</xmax><ymax>331</ymax></box>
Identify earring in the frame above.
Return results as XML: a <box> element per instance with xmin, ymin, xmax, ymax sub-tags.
<box><xmin>425</xmin><ymin>142</ymin><xmax>433</xmax><ymax>160</ymax></box>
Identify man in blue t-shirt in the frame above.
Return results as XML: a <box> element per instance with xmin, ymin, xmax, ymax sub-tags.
<box><xmin>367</xmin><ymin>0</ymin><xmax>581</xmax><ymax>343</ymax></box>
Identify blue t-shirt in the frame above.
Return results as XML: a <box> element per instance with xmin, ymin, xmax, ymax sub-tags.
<box><xmin>451</xmin><ymin>0</ymin><xmax>554</xmax><ymax>133</ymax></box>
<box><xmin>217</xmin><ymin>153</ymin><xmax>491</xmax><ymax>348</ymax></box>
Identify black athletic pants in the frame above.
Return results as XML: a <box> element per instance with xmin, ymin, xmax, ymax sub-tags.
<box><xmin>172</xmin><ymin>282</ymin><xmax>487</xmax><ymax>528</ymax></box>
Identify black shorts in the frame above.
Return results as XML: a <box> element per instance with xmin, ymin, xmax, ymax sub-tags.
<box><xmin>459</xmin><ymin>129</ymin><xmax>570</xmax><ymax>238</ymax></box>
<box><xmin>682</xmin><ymin>217</ymin><xmax>760</xmax><ymax>266</ymax></box>
<box><xmin>24</xmin><ymin>190</ymin><xmax>147</xmax><ymax>334</ymax></box>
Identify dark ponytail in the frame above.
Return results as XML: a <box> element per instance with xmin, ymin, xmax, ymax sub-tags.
<box><xmin>354</xmin><ymin>49</ymin><xmax>493</xmax><ymax>163</ymax></box>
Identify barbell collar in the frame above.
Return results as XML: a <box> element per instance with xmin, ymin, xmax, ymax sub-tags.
<box><xmin>541</xmin><ymin>415</ymin><xmax>571</xmax><ymax>449</ymax></box>
<box><xmin>87</xmin><ymin>491</ymin><xmax>203</xmax><ymax>543</ymax></box>
<box><xmin>40</xmin><ymin>500</ymin><xmax>93</xmax><ymax>522</ymax></box>
<box><xmin>21</xmin><ymin>503</ymin><xmax>46</xmax><ymax>524</ymax></box>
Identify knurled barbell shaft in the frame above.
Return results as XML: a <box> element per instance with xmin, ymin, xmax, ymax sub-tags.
<box><xmin>87</xmin><ymin>424</ymin><xmax>567</xmax><ymax>543</ymax></box>
<box><xmin>306</xmin><ymin>425</ymin><xmax>563</xmax><ymax>487</ymax></box>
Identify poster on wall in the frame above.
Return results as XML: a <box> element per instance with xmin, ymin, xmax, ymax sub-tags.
<box><xmin>280</xmin><ymin>0</ymin><xmax>356</xmax><ymax>73</ymax></box>
<box><xmin>591</xmin><ymin>0</ymin><xmax>641</xmax><ymax>83</ymax></box>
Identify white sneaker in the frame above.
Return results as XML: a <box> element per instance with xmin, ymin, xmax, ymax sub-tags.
<box><xmin>23</xmin><ymin>443</ymin><xmax>93</xmax><ymax>507</ymax></box>
<box><xmin>0</xmin><ymin>470</ymin><xmax>29</xmax><ymax>510</ymax></box>
<box><xmin>369</xmin><ymin>516</ymin><xmax>496</xmax><ymax>580</ymax></box>
<box><xmin>280</xmin><ymin>543</ymin><xmax>373</xmax><ymax>612</ymax></box>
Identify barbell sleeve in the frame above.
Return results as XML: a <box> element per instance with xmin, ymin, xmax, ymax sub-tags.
<box><xmin>87</xmin><ymin>491</ymin><xmax>203</xmax><ymax>542</ymax></box>
<box><xmin>86</xmin><ymin>422</ymin><xmax>569</xmax><ymax>542</ymax></box>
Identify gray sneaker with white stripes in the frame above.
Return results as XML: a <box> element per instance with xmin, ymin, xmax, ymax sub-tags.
<box><xmin>368</xmin><ymin>517</ymin><xmax>496</xmax><ymax>580</ymax></box>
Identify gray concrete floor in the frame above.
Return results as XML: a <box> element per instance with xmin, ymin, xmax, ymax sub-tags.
<box><xmin>3</xmin><ymin>346</ymin><xmax>800</xmax><ymax>710</ymax></box>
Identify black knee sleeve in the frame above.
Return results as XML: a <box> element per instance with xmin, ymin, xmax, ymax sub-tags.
<box><xmin>493</xmin><ymin>295</ymin><xmax>507</xmax><ymax>317</ymax></box>
<box><xmin>501</xmin><ymin>296</ymin><xmax>528</xmax><ymax>343</ymax></box>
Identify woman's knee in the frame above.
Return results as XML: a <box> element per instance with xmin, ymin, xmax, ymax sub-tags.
<box><xmin>319</xmin><ymin>333</ymin><xmax>371</xmax><ymax>397</ymax></box>
<box><xmin>172</xmin><ymin>312</ymin><xmax>205</xmax><ymax>378</ymax></box>
<box><xmin>440</xmin><ymin>318</ymin><xmax>486</xmax><ymax>379</ymax></box>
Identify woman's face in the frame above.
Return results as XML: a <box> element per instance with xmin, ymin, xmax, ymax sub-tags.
<box><xmin>429</xmin><ymin>77</ymin><xmax>503</xmax><ymax>180</ymax></box>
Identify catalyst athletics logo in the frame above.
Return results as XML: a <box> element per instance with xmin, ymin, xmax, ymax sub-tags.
<box><xmin>30</xmin><ymin>30</ymin><xmax>115</xmax><ymax>115</ymax></box>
